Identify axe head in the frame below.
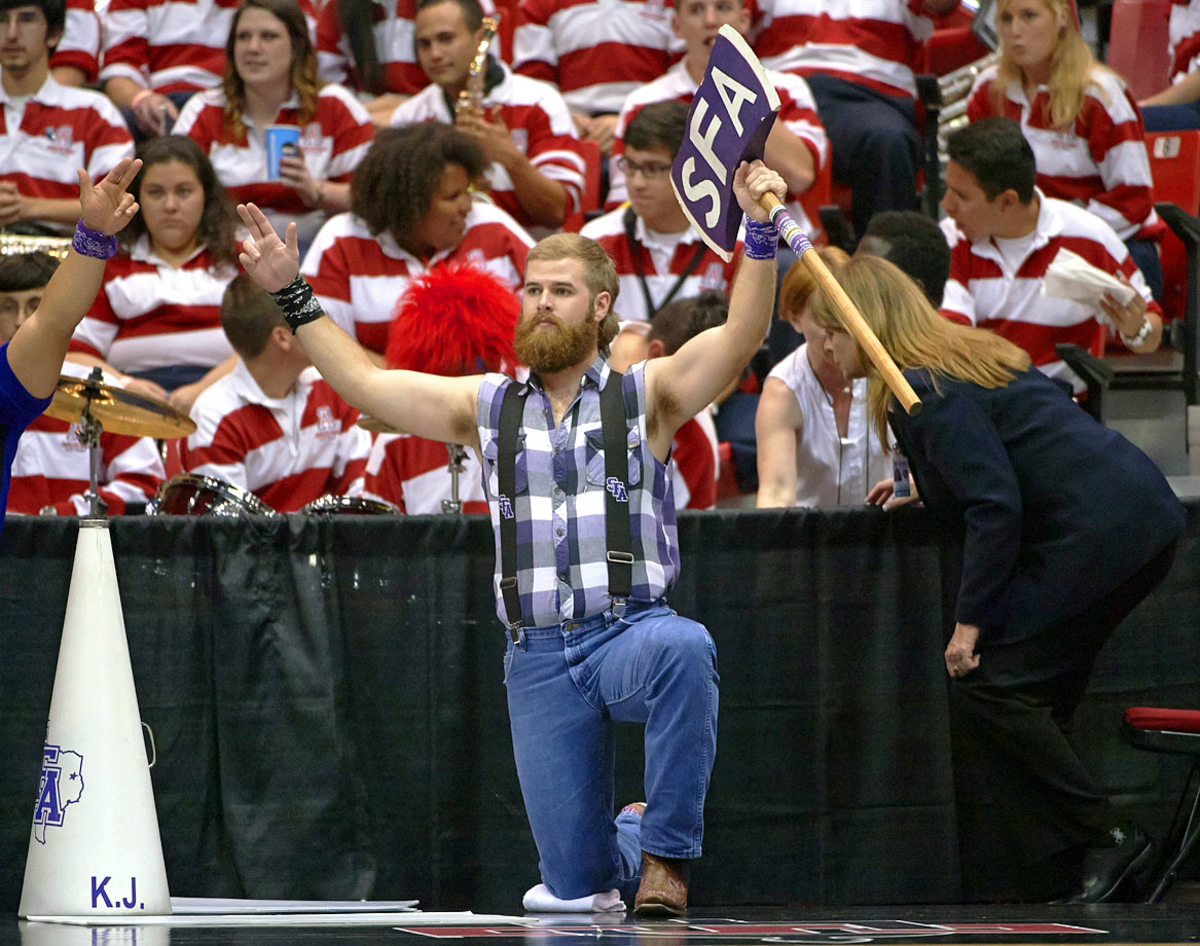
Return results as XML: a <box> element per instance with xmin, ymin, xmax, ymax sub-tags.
<box><xmin>670</xmin><ymin>24</ymin><xmax>781</xmax><ymax>262</ymax></box>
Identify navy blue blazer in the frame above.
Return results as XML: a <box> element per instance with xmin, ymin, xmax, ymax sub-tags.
<box><xmin>889</xmin><ymin>366</ymin><xmax>1186</xmax><ymax>643</ymax></box>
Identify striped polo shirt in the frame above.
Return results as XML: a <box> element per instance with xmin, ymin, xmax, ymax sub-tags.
<box><xmin>476</xmin><ymin>357</ymin><xmax>679</xmax><ymax>628</ymax></box>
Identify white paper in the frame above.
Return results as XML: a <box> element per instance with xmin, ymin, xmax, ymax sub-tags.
<box><xmin>1040</xmin><ymin>246</ymin><xmax>1137</xmax><ymax>310</ymax></box>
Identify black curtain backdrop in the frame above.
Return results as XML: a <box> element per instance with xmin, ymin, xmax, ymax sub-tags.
<box><xmin>1</xmin><ymin>506</ymin><xmax>1197</xmax><ymax>913</ymax></box>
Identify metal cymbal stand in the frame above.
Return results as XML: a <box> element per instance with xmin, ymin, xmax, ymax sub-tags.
<box><xmin>442</xmin><ymin>443</ymin><xmax>468</xmax><ymax>514</ymax></box>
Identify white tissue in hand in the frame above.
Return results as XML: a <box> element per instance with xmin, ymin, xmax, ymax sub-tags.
<box><xmin>1040</xmin><ymin>247</ymin><xmax>1137</xmax><ymax>311</ymax></box>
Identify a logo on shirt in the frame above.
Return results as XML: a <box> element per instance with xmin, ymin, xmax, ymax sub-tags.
<box><xmin>315</xmin><ymin>405</ymin><xmax>339</xmax><ymax>438</ymax></box>
<box><xmin>299</xmin><ymin>124</ymin><xmax>327</xmax><ymax>156</ymax></box>
<box><xmin>606</xmin><ymin>477</ymin><xmax>628</xmax><ymax>503</ymax></box>
<box><xmin>640</xmin><ymin>0</ymin><xmax>667</xmax><ymax>19</ymax></box>
<box><xmin>467</xmin><ymin>249</ymin><xmax>486</xmax><ymax>267</ymax></box>
<box><xmin>1050</xmin><ymin>131</ymin><xmax>1076</xmax><ymax>151</ymax></box>
<box><xmin>510</xmin><ymin>128</ymin><xmax>528</xmax><ymax>154</ymax></box>
<box><xmin>498</xmin><ymin>493</ymin><xmax>514</xmax><ymax>519</ymax></box>
<box><xmin>699</xmin><ymin>262</ymin><xmax>726</xmax><ymax>291</ymax></box>
<box><xmin>44</xmin><ymin>125</ymin><xmax>75</xmax><ymax>154</ymax></box>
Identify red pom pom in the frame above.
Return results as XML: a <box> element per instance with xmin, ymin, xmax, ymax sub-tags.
<box><xmin>385</xmin><ymin>261</ymin><xmax>520</xmax><ymax>375</ymax></box>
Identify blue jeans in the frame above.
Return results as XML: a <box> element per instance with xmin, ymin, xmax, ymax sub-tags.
<box><xmin>503</xmin><ymin>601</ymin><xmax>719</xmax><ymax>901</ymax></box>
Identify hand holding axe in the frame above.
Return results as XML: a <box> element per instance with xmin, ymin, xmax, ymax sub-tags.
<box><xmin>669</xmin><ymin>25</ymin><xmax>921</xmax><ymax>416</ymax></box>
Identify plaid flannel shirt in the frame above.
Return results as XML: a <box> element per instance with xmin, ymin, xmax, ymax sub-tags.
<box><xmin>477</xmin><ymin>358</ymin><xmax>679</xmax><ymax>628</ymax></box>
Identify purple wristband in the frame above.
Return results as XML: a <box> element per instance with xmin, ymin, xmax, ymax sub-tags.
<box><xmin>743</xmin><ymin>218</ymin><xmax>778</xmax><ymax>260</ymax></box>
<box><xmin>72</xmin><ymin>219</ymin><xmax>118</xmax><ymax>260</ymax></box>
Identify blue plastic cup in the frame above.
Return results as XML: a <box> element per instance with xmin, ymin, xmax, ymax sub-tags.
<box><xmin>265</xmin><ymin>125</ymin><xmax>301</xmax><ymax>180</ymax></box>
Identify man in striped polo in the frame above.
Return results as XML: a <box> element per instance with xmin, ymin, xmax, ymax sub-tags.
<box><xmin>939</xmin><ymin>117</ymin><xmax>1163</xmax><ymax>396</ymax></box>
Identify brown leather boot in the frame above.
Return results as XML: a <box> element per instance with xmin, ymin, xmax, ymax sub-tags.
<box><xmin>633</xmin><ymin>850</ymin><xmax>690</xmax><ymax>917</ymax></box>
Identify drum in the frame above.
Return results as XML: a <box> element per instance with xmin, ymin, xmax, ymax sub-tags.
<box><xmin>300</xmin><ymin>495</ymin><xmax>398</xmax><ymax>515</ymax></box>
<box><xmin>149</xmin><ymin>474</ymin><xmax>274</xmax><ymax>517</ymax></box>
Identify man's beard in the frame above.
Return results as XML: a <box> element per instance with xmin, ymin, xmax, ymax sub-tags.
<box><xmin>514</xmin><ymin>312</ymin><xmax>598</xmax><ymax>374</ymax></box>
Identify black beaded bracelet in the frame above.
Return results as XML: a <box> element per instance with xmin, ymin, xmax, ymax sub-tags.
<box><xmin>270</xmin><ymin>274</ymin><xmax>325</xmax><ymax>333</ymax></box>
<box><xmin>743</xmin><ymin>218</ymin><xmax>778</xmax><ymax>260</ymax></box>
<box><xmin>72</xmin><ymin>219</ymin><xmax>118</xmax><ymax>260</ymax></box>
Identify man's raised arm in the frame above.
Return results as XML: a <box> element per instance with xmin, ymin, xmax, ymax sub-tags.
<box><xmin>644</xmin><ymin>161</ymin><xmax>784</xmax><ymax>454</ymax></box>
<box><xmin>236</xmin><ymin>203</ymin><xmax>483</xmax><ymax>451</ymax></box>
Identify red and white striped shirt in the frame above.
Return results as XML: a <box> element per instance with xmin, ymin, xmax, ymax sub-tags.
<box><xmin>513</xmin><ymin>0</ymin><xmax>677</xmax><ymax>116</ymax></box>
<box><xmin>362</xmin><ymin>433</ymin><xmax>489</xmax><ymax>514</ymax></box>
<box><xmin>172</xmin><ymin>83</ymin><xmax>375</xmax><ymax>244</ymax></box>
<box><xmin>607</xmin><ymin>60</ymin><xmax>827</xmax><ymax>232</ymax></box>
<box><xmin>580</xmin><ymin>206</ymin><xmax>741</xmax><ymax>324</ymax></box>
<box><xmin>752</xmin><ymin>0</ymin><xmax>937</xmax><ymax>98</ymax></box>
<box><xmin>181</xmin><ymin>361</ymin><xmax>371</xmax><ymax>512</ymax></box>
<box><xmin>316</xmin><ymin>0</ymin><xmax>499</xmax><ymax>98</ymax></box>
<box><xmin>0</xmin><ymin>77</ymin><xmax>133</xmax><ymax>220</ymax></box>
<box><xmin>69</xmin><ymin>236</ymin><xmax>238</xmax><ymax>373</ymax></box>
<box><xmin>939</xmin><ymin>193</ymin><xmax>1161</xmax><ymax>392</ymax></box>
<box><xmin>967</xmin><ymin>65</ymin><xmax>1160</xmax><ymax>242</ymax></box>
<box><xmin>389</xmin><ymin>64</ymin><xmax>585</xmax><ymax>226</ymax></box>
<box><xmin>99</xmin><ymin>0</ymin><xmax>241</xmax><ymax>95</ymax></box>
<box><xmin>1168</xmin><ymin>0</ymin><xmax>1200</xmax><ymax>84</ymax></box>
<box><xmin>7</xmin><ymin>368</ymin><xmax>164</xmax><ymax>516</ymax></box>
<box><xmin>301</xmin><ymin>203</ymin><xmax>533</xmax><ymax>355</ymax></box>
<box><xmin>670</xmin><ymin>411</ymin><xmax>718</xmax><ymax>510</ymax></box>
<box><xmin>52</xmin><ymin>0</ymin><xmax>101</xmax><ymax>84</ymax></box>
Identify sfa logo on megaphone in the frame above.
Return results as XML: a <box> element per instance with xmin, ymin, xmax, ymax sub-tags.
<box><xmin>671</xmin><ymin>25</ymin><xmax>780</xmax><ymax>262</ymax></box>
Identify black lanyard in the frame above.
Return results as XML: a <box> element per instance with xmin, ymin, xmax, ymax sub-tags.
<box><xmin>623</xmin><ymin>206</ymin><xmax>709</xmax><ymax>320</ymax></box>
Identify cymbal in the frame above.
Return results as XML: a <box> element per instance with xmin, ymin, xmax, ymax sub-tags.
<box><xmin>46</xmin><ymin>374</ymin><xmax>197</xmax><ymax>439</ymax></box>
<box><xmin>357</xmin><ymin>414</ymin><xmax>408</xmax><ymax>435</ymax></box>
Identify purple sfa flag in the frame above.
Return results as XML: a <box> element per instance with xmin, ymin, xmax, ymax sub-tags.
<box><xmin>671</xmin><ymin>25</ymin><xmax>780</xmax><ymax>262</ymax></box>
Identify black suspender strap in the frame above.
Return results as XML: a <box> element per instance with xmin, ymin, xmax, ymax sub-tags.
<box><xmin>497</xmin><ymin>381</ymin><xmax>524</xmax><ymax>641</ymax></box>
<box><xmin>622</xmin><ymin>205</ymin><xmax>710</xmax><ymax>320</ymax></box>
<box><xmin>600</xmin><ymin>371</ymin><xmax>633</xmax><ymax>608</ymax></box>
<box><xmin>496</xmin><ymin>373</ymin><xmax>634</xmax><ymax>637</ymax></box>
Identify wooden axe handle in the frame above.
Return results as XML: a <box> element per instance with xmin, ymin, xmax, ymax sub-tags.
<box><xmin>758</xmin><ymin>192</ymin><xmax>922</xmax><ymax>416</ymax></box>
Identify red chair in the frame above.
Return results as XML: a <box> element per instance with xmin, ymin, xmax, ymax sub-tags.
<box><xmin>1107</xmin><ymin>0</ymin><xmax>1171</xmax><ymax>102</ymax></box>
<box><xmin>1147</xmin><ymin>131</ymin><xmax>1200</xmax><ymax>325</ymax></box>
<box><xmin>921</xmin><ymin>5</ymin><xmax>990</xmax><ymax>76</ymax></box>
<box><xmin>1122</xmin><ymin>706</ymin><xmax>1200</xmax><ymax>902</ymax></box>
<box><xmin>562</xmin><ymin>138</ymin><xmax>602</xmax><ymax>233</ymax></box>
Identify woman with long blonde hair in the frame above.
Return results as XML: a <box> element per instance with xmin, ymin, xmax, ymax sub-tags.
<box><xmin>172</xmin><ymin>0</ymin><xmax>375</xmax><ymax>249</ymax></box>
<box><xmin>964</xmin><ymin>0</ymin><xmax>1162</xmax><ymax>299</ymax></box>
<box><xmin>810</xmin><ymin>254</ymin><xmax>1184</xmax><ymax>902</ymax></box>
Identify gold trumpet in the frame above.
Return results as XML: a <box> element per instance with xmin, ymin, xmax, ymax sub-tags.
<box><xmin>457</xmin><ymin>15</ymin><xmax>499</xmax><ymax>121</ymax></box>
<box><xmin>935</xmin><ymin>51</ymin><xmax>1001</xmax><ymax>167</ymax></box>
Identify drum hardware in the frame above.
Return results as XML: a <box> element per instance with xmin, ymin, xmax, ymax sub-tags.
<box><xmin>149</xmin><ymin>473</ymin><xmax>274</xmax><ymax>516</ymax></box>
<box><xmin>300</xmin><ymin>495</ymin><xmax>397</xmax><ymax>515</ymax></box>
<box><xmin>48</xmin><ymin>368</ymin><xmax>197</xmax><ymax>439</ymax></box>
<box><xmin>48</xmin><ymin>367</ymin><xmax>197</xmax><ymax>517</ymax></box>
<box><xmin>442</xmin><ymin>444</ymin><xmax>468</xmax><ymax>514</ymax></box>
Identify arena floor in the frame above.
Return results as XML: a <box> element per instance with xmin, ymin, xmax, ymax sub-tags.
<box><xmin>6</xmin><ymin>897</ymin><xmax>1200</xmax><ymax>946</ymax></box>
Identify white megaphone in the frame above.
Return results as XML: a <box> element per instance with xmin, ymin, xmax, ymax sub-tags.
<box><xmin>19</xmin><ymin>519</ymin><xmax>171</xmax><ymax>919</ymax></box>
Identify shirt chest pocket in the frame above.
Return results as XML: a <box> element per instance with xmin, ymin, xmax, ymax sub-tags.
<box><xmin>584</xmin><ymin>428</ymin><xmax>643</xmax><ymax>490</ymax></box>
<box><xmin>482</xmin><ymin>432</ymin><xmax>528</xmax><ymax>497</ymax></box>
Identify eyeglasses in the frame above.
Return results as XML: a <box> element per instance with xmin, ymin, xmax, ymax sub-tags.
<box><xmin>616</xmin><ymin>157</ymin><xmax>673</xmax><ymax>181</ymax></box>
